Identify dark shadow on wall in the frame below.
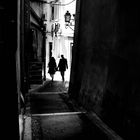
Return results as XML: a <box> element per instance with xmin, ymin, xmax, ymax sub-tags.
<box><xmin>69</xmin><ymin>0</ymin><xmax>140</xmax><ymax>140</ymax></box>
<box><xmin>0</xmin><ymin>0</ymin><xmax>19</xmax><ymax>139</ymax></box>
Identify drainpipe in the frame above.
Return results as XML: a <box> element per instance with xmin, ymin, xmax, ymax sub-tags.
<box><xmin>17</xmin><ymin>0</ymin><xmax>26</xmax><ymax>139</ymax></box>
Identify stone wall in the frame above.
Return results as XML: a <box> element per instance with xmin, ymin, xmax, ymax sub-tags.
<box><xmin>69</xmin><ymin>0</ymin><xmax>140</xmax><ymax>139</ymax></box>
<box><xmin>30</xmin><ymin>1</ymin><xmax>43</xmax><ymax>18</ymax></box>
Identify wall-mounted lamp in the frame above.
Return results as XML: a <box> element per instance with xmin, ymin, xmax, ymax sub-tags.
<box><xmin>64</xmin><ymin>11</ymin><xmax>71</xmax><ymax>22</ymax></box>
<box><xmin>64</xmin><ymin>11</ymin><xmax>75</xmax><ymax>30</ymax></box>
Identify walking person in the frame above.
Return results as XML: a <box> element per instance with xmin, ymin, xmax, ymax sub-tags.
<box><xmin>58</xmin><ymin>55</ymin><xmax>68</xmax><ymax>82</ymax></box>
<box><xmin>48</xmin><ymin>57</ymin><xmax>57</xmax><ymax>82</ymax></box>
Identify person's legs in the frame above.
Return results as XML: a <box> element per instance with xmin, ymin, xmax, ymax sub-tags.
<box><xmin>50</xmin><ymin>74</ymin><xmax>54</xmax><ymax>81</ymax></box>
<box><xmin>52</xmin><ymin>74</ymin><xmax>54</xmax><ymax>81</ymax></box>
<box><xmin>60</xmin><ymin>71</ymin><xmax>65</xmax><ymax>81</ymax></box>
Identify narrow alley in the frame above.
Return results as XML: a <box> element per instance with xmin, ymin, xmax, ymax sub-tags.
<box><xmin>23</xmin><ymin>80</ymin><xmax>122</xmax><ymax>140</ymax></box>
<box><xmin>1</xmin><ymin>0</ymin><xmax>140</xmax><ymax>140</ymax></box>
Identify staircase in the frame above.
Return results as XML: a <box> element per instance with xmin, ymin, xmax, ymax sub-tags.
<box><xmin>29</xmin><ymin>62</ymin><xmax>43</xmax><ymax>84</ymax></box>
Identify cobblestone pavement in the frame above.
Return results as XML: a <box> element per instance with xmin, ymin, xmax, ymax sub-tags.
<box><xmin>35</xmin><ymin>81</ymin><xmax>69</xmax><ymax>93</ymax></box>
<box><xmin>24</xmin><ymin>80</ymin><xmax>122</xmax><ymax>140</ymax></box>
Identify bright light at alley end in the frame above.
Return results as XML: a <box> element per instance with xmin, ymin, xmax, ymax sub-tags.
<box><xmin>64</xmin><ymin>11</ymin><xmax>71</xmax><ymax>23</ymax></box>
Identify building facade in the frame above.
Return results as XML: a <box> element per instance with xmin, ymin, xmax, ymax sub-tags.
<box><xmin>28</xmin><ymin>0</ymin><xmax>47</xmax><ymax>84</ymax></box>
<box><xmin>43</xmin><ymin>0</ymin><xmax>76</xmax><ymax>81</ymax></box>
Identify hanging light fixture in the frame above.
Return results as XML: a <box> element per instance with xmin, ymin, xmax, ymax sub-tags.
<box><xmin>64</xmin><ymin>10</ymin><xmax>75</xmax><ymax>30</ymax></box>
<box><xmin>64</xmin><ymin>11</ymin><xmax>71</xmax><ymax>23</ymax></box>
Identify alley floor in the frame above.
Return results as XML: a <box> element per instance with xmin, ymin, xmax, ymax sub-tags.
<box><xmin>23</xmin><ymin>80</ymin><xmax>122</xmax><ymax>140</ymax></box>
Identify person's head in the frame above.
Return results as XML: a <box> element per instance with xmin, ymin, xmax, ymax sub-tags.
<box><xmin>50</xmin><ymin>57</ymin><xmax>55</xmax><ymax>61</ymax></box>
<box><xmin>61</xmin><ymin>55</ymin><xmax>64</xmax><ymax>59</ymax></box>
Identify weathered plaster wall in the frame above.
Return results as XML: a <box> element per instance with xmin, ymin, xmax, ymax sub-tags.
<box><xmin>69</xmin><ymin>0</ymin><xmax>140</xmax><ymax>139</ymax></box>
<box><xmin>30</xmin><ymin>2</ymin><xmax>43</xmax><ymax>18</ymax></box>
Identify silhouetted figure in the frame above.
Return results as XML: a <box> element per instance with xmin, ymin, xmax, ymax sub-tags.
<box><xmin>58</xmin><ymin>55</ymin><xmax>68</xmax><ymax>82</ymax></box>
<box><xmin>48</xmin><ymin>57</ymin><xmax>57</xmax><ymax>82</ymax></box>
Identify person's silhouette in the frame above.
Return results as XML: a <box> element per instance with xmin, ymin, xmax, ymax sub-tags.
<box><xmin>48</xmin><ymin>57</ymin><xmax>57</xmax><ymax>82</ymax></box>
<box><xmin>58</xmin><ymin>55</ymin><xmax>68</xmax><ymax>82</ymax></box>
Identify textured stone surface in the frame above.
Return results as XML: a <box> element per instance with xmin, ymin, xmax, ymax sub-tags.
<box><xmin>23</xmin><ymin>116</ymin><xmax>32</xmax><ymax>140</ymax></box>
<box><xmin>69</xmin><ymin>0</ymin><xmax>140</xmax><ymax>139</ymax></box>
<box><xmin>29</xmin><ymin>81</ymin><xmax>117</xmax><ymax>140</ymax></box>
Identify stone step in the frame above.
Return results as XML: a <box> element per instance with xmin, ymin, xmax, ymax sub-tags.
<box><xmin>29</xmin><ymin>80</ymin><xmax>43</xmax><ymax>84</ymax></box>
